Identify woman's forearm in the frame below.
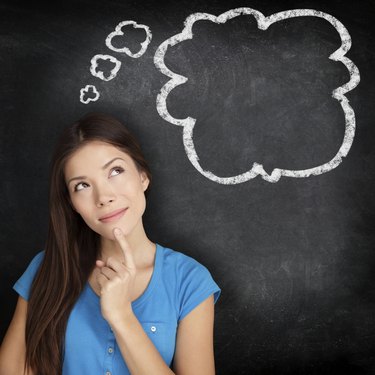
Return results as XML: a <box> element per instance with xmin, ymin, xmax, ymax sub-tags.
<box><xmin>111</xmin><ymin>312</ymin><xmax>175</xmax><ymax>375</ymax></box>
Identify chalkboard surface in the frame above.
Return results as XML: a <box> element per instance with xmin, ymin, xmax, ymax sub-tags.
<box><xmin>1</xmin><ymin>0</ymin><xmax>374</xmax><ymax>374</ymax></box>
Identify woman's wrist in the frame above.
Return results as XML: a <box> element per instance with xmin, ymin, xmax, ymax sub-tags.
<box><xmin>108</xmin><ymin>306</ymin><xmax>136</xmax><ymax>331</ymax></box>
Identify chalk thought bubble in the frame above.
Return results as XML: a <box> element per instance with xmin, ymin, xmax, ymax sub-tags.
<box><xmin>154</xmin><ymin>8</ymin><xmax>360</xmax><ymax>184</ymax></box>
<box><xmin>80</xmin><ymin>84</ymin><xmax>100</xmax><ymax>104</ymax></box>
<box><xmin>106</xmin><ymin>20</ymin><xmax>152</xmax><ymax>58</ymax></box>
<box><xmin>90</xmin><ymin>54</ymin><xmax>121</xmax><ymax>81</ymax></box>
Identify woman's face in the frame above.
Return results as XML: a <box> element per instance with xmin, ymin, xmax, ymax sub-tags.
<box><xmin>64</xmin><ymin>140</ymin><xmax>149</xmax><ymax>240</ymax></box>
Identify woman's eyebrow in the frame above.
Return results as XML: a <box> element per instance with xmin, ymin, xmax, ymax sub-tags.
<box><xmin>67</xmin><ymin>157</ymin><xmax>125</xmax><ymax>186</ymax></box>
<box><xmin>102</xmin><ymin>157</ymin><xmax>125</xmax><ymax>170</ymax></box>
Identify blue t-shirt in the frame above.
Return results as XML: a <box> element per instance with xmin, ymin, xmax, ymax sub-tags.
<box><xmin>13</xmin><ymin>243</ymin><xmax>221</xmax><ymax>374</ymax></box>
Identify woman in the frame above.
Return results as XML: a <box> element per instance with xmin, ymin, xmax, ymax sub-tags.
<box><xmin>0</xmin><ymin>112</ymin><xmax>221</xmax><ymax>375</ymax></box>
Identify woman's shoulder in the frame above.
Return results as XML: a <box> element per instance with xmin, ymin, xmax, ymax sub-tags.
<box><xmin>157</xmin><ymin>243</ymin><xmax>217</xmax><ymax>285</ymax></box>
<box><xmin>29</xmin><ymin>250</ymin><xmax>45</xmax><ymax>265</ymax></box>
<box><xmin>13</xmin><ymin>250</ymin><xmax>45</xmax><ymax>301</ymax></box>
<box><xmin>19</xmin><ymin>250</ymin><xmax>45</xmax><ymax>275</ymax></box>
<box><xmin>158</xmin><ymin>243</ymin><xmax>208</xmax><ymax>271</ymax></box>
<box><xmin>157</xmin><ymin>243</ymin><xmax>221</xmax><ymax>321</ymax></box>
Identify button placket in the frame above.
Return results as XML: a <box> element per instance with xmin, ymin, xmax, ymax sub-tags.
<box><xmin>103</xmin><ymin>325</ymin><xmax>115</xmax><ymax>375</ymax></box>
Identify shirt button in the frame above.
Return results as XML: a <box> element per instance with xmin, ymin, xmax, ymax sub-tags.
<box><xmin>108</xmin><ymin>347</ymin><xmax>114</xmax><ymax>354</ymax></box>
<box><xmin>150</xmin><ymin>326</ymin><xmax>157</xmax><ymax>333</ymax></box>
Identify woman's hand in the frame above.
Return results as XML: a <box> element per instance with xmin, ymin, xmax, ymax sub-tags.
<box><xmin>96</xmin><ymin>227</ymin><xmax>136</xmax><ymax>326</ymax></box>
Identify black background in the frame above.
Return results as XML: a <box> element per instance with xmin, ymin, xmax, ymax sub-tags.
<box><xmin>1</xmin><ymin>0</ymin><xmax>374</xmax><ymax>374</ymax></box>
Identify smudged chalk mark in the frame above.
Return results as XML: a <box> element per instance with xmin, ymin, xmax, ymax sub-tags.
<box><xmin>106</xmin><ymin>20</ymin><xmax>152</xmax><ymax>58</ymax></box>
<box><xmin>154</xmin><ymin>8</ymin><xmax>360</xmax><ymax>184</ymax></box>
<box><xmin>90</xmin><ymin>54</ymin><xmax>121</xmax><ymax>81</ymax></box>
<box><xmin>80</xmin><ymin>84</ymin><xmax>100</xmax><ymax>104</ymax></box>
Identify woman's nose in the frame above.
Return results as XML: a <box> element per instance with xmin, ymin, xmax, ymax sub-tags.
<box><xmin>95</xmin><ymin>183</ymin><xmax>116</xmax><ymax>207</ymax></box>
<box><xmin>98</xmin><ymin>198</ymin><xmax>114</xmax><ymax>207</ymax></box>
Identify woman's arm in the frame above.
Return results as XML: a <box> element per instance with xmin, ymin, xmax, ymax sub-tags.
<box><xmin>111</xmin><ymin>310</ymin><xmax>175</xmax><ymax>375</ymax></box>
<box><xmin>0</xmin><ymin>296</ymin><xmax>34</xmax><ymax>375</ymax></box>
<box><xmin>111</xmin><ymin>295</ymin><xmax>215</xmax><ymax>375</ymax></box>
<box><xmin>172</xmin><ymin>295</ymin><xmax>216</xmax><ymax>375</ymax></box>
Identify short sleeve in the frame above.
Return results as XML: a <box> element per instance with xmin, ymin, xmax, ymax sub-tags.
<box><xmin>178</xmin><ymin>256</ymin><xmax>221</xmax><ymax>322</ymax></box>
<box><xmin>13</xmin><ymin>251</ymin><xmax>44</xmax><ymax>301</ymax></box>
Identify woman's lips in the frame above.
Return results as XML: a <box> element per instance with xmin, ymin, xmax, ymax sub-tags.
<box><xmin>99</xmin><ymin>208</ymin><xmax>128</xmax><ymax>223</ymax></box>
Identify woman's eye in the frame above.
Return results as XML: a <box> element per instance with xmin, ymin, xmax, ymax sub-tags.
<box><xmin>74</xmin><ymin>182</ymin><xmax>89</xmax><ymax>192</ymax></box>
<box><xmin>110</xmin><ymin>166</ymin><xmax>124</xmax><ymax>177</ymax></box>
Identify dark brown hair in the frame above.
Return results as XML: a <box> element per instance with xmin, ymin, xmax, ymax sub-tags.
<box><xmin>25</xmin><ymin>112</ymin><xmax>152</xmax><ymax>374</ymax></box>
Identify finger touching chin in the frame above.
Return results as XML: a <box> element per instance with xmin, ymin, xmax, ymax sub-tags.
<box><xmin>96</xmin><ymin>260</ymin><xmax>105</xmax><ymax>267</ymax></box>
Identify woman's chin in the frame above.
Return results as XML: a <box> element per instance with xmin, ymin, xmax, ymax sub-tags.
<box><xmin>99</xmin><ymin>226</ymin><xmax>129</xmax><ymax>241</ymax></box>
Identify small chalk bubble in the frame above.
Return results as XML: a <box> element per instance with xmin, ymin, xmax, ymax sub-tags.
<box><xmin>90</xmin><ymin>54</ymin><xmax>121</xmax><ymax>82</ymax></box>
<box><xmin>105</xmin><ymin>20</ymin><xmax>152</xmax><ymax>58</ymax></box>
<box><xmin>80</xmin><ymin>84</ymin><xmax>100</xmax><ymax>104</ymax></box>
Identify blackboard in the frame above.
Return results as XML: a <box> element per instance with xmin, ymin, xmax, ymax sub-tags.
<box><xmin>1</xmin><ymin>0</ymin><xmax>374</xmax><ymax>374</ymax></box>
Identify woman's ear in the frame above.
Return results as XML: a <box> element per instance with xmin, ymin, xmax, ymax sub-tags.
<box><xmin>141</xmin><ymin>172</ymin><xmax>150</xmax><ymax>192</ymax></box>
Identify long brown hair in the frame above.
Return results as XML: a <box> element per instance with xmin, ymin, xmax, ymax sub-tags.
<box><xmin>25</xmin><ymin>112</ymin><xmax>152</xmax><ymax>374</ymax></box>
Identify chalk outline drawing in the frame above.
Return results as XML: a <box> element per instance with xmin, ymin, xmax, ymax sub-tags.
<box><xmin>80</xmin><ymin>84</ymin><xmax>100</xmax><ymax>104</ymax></box>
<box><xmin>90</xmin><ymin>54</ymin><xmax>122</xmax><ymax>81</ymax></box>
<box><xmin>106</xmin><ymin>20</ymin><xmax>152</xmax><ymax>58</ymax></box>
<box><xmin>154</xmin><ymin>8</ymin><xmax>360</xmax><ymax>183</ymax></box>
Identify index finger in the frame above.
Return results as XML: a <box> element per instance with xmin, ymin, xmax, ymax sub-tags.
<box><xmin>113</xmin><ymin>227</ymin><xmax>136</xmax><ymax>269</ymax></box>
